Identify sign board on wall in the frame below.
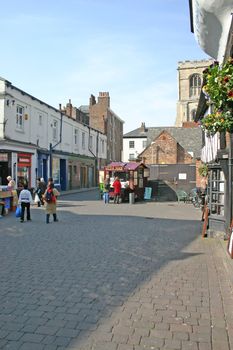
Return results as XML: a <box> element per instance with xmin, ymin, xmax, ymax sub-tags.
<box><xmin>178</xmin><ymin>173</ymin><xmax>187</xmax><ymax>180</ymax></box>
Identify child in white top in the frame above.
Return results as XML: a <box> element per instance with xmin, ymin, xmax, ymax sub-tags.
<box><xmin>18</xmin><ymin>184</ymin><xmax>33</xmax><ymax>222</ymax></box>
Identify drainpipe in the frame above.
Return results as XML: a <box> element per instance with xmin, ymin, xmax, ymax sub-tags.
<box><xmin>229</xmin><ymin>133</ymin><xmax>233</xmax><ymax>227</ymax></box>
<box><xmin>49</xmin><ymin>112</ymin><xmax>63</xmax><ymax>178</ymax></box>
<box><xmin>88</xmin><ymin>127</ymin><xmax>98</xmax><ymax>186</ymax></box>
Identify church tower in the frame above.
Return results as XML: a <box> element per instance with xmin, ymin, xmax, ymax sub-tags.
<box><xmin>175</xmin><ymin>59</ymin><xmax>213</xmax><ymax>127</ymax></box>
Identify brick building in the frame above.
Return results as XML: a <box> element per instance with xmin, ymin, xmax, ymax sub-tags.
<box><xmin>124</xmin><ymin>123</ymin><xmax>203</xmax><ymax>195</ymax></box>
<box><xmin>88</xmin><ymin>92</ymin><xmax>124</xmax><ymax>164</ymax></box>
<box><xmin>61</xmin><ymin>92</ymin><xmax>124</xmax><ymax>166</ymax></box>
<box><xmin>141</xmin><ymin>130</ymin><xmax>193</xmax><ymax>165</ymax></box>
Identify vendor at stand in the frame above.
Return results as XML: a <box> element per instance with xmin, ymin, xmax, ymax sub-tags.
<box><xmin>7</xmin><ymin>176</ymin><xmax>16</xmax><ymax>190</ymax></box>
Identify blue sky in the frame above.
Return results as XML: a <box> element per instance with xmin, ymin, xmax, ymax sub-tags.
<box><xmin>0</xmin><ymin>0</ymin><xmax>208</xmax><ymax>132</ymax></box>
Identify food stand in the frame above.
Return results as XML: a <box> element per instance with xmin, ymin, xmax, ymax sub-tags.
<box><xmin>103</xmin><ymin>162</ymin><xmax>149</xmax><ymax>202</ymax></box>
<box><xmin>0</xmin><ymin>186</ymin><xmax>18</xmax><ymax>214</ymax></box>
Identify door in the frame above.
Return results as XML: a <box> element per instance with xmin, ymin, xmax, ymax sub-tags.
<box><xmin>60</xmin><ymin>159</ymin><xmax>67</xmax><ymax>191</ymax></box>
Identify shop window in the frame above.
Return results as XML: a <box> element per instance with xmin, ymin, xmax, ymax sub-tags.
<box><xmin>189</xmin><ymin>74</ymin><xmax>201</xmax><ymax>97</ymax></box>
<box><xmin>16</xmin><ymin>105</ymin><xmax>24</xmax><ymax>130</ymax></box>
<box><xmin>208</xmin><ymin>168</ymin><xmax>225</xmax><ymax>216</ymax></box>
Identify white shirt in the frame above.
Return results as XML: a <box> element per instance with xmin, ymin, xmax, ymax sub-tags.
<box><xmin>18</xmin><ymin>189</ymin><xmax>33</xmax><ymax>204</ymax></box>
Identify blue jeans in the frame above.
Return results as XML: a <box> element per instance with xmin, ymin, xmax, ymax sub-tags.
<box><xmin>103</xmin><ymin>192</ymin><xmax>109</xmax><ymax>203</ymax></box>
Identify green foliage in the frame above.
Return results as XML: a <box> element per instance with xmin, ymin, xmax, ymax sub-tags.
<box><xmin>201</xmin><ymin>58</ymin><xmax>233</xmax><ymax>135</ymax></box>
<box><xmin>198</xmin><ymin>164</ymin><xmax>208</xmax><ymax>177</ymax></box>
<box><xmin>201</xmin><ymin>110</ymin><xmax>233</xmax><ymax>135</ymax></box>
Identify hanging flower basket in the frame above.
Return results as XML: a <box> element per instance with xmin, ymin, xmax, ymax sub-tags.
<box><xmin>201</xmin><ymin>110</ymin><xmax>233</xmax><ymax>135</ymax></box>
<box><xmin>201</xmin><ymin>58</ymin><xmax>233</xmax><ymax>135</ymax></box>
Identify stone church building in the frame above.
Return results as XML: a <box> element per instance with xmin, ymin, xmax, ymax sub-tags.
<box><xmin>175</xmin><ymin>59</ymin><xmax>213</xmax><ymax>127</ymax></box>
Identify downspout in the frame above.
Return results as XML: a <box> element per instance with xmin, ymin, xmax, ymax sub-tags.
<box><xmin>88</xmin><ymin>127</ymin><xmax>98</xmax><ymax>186</ymax></box>
<box><xmin>49</xmin><ymin>112</ymin><xmax>63</xmax><ymax>178</ymax></box>
<box><xmin>229</xmin><ymin>133</ymin><xmax>233</xmax><ymax>227</ymax></box>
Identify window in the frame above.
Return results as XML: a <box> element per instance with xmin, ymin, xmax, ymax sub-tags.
<box><xmin>82</xmin><ymin>132</ymin><xmax>85</xmax><ymax>149</ymax></box>
<box><xmin>101</xmin><ymin>140</ymin><xmax>105</xmax><ymax>154</ymax></box>
<box><xmin>208</xmin><ymin>168</ymin><xmax>225</xmax><ymax>216</ymax></box>
<box><xmin>190</xmin><ymin>109</ymin><xmax>196</xmax><ymax>121</ymax></box>
<box><xmin>16</xmin><ymin>105</ymin><xmax>24</xmax><ymax>130</ymax></box>
<box><xmin>142</xmin><ymin>140</ymin><xmax>147</xmax><ymax>148</ymax></box>
<box><xmin>129</xmin><ymin>153</ymin><xmax>135</xmax><ymax>161</ymax></box>
<box><xmin>39</xmin><ymin>115</ymin><xmax>43</xmax><ymax>126</ymax></box>
<box><xmin>129</xmin><ymin>141</ymin><xmax>135</xmax><ymax>148</ymax></box>
<box><xmin>189</xmin><ymin>74</ymin><xmax>201</xmax><ymax>97</ymax></box>
<box><xmin>74</xmin><ymin>165</ymin><xmax>77</xmax><ymax>175</ymax></box>
<box><xmin>52</xmin><ymin>120</ymin><xmax>58</xmax><ymax>141</ymax></box>
<box><xmin>89</xmin><ymin>135</ymin><xmax>93</xmax><ymax>150</ymax></box>
<box><xmin>74</xmin><ymin>129</ymin><xmax>78</xmax><ymax>145</ymax></box>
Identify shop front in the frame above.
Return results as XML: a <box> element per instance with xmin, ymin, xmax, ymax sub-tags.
<box><xmin>0</xmin><ymin>152</ymin><xmax>10</xmax><ymax>185</ymax></box>
<box><xmin>17</xmin><ymin>153</ymin><xmax>32</xmax><ymax>188</ymax></box>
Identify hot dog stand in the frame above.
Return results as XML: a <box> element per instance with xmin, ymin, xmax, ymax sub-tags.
<box><xmin>103</xmin><ymin>162</ymin><xmax>149</xmax><ymax>202</ymax></box>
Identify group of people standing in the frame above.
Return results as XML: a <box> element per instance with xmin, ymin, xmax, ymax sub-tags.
<box><xmin>103</xmin><ymin>176</ymin><xmax>122</xmax><ymax>204</ymax></box>
<box><xmin>17</xmin><ymin>177</ymin><xmax>60</xmax><ymax>224</ymax></box>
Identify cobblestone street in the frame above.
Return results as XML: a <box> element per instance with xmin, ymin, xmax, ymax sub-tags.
<box><xmin>0</xmin><ymin>190</ymin><xmax>233</xmax><ymax>350</ymax></box>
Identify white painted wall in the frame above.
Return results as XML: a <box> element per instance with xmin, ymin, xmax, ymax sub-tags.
<box><xmin>2</xmin><ymin>80</ymin><xmax>107</xmax><ymax>160</ymax></box>
<box><xmin>122</xmin><ymin>137</ymin><xmax>147</xmax><ymax>162</ymax></box>
<box><xmin>0</xmin><ymin>78</ymin><xmax>107</xmax><ymax>187</ymax></box>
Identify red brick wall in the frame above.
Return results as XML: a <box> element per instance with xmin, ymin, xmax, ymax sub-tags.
<box><xmin>141</xmin><ymin>131</ymin><xmax>193</xmax><ymax>165</ymax></box>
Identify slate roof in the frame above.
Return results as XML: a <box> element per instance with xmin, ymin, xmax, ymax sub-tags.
<box><xmin>124</xmin><ymin>127</ymin><xmax>148</xmax><ymax>138</ymax></box>
<box><xmin>124</xmin><ymin>126</ymin><xmax>202</xmax><ymax>158</ymax></box>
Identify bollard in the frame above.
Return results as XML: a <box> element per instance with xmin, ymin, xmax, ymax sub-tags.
<box><xmin>129</xmin><ymin>192</ymin><xmax>135</xmax><ymax>204</ymax></box>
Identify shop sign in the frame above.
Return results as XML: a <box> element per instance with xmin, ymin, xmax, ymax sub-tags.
<box><xmin>106</xmin><ymin>166</ymin><xmax>124</xmax><ymax>171</ymax></box>
<box><xmin>18</xmin><ymin>153</ymin><xmax>31</xmax><ymax>167</ymax></box>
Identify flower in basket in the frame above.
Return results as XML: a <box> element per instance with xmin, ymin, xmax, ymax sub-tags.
<box><xmin>200</xmin><ymin>58</ymin><xmax>233</xmax><ymax>135</ymax></box>
<box><xmin>201</xmin><ymin>110</ymin><xmax>233</xmax><ymax>135</ymax></box>
<box><xmin>203</xmin><ymin>58</ymin><xmax>233</xmax><ymax>110</ymax></box>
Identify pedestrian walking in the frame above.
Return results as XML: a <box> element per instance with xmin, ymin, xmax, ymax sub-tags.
<box><xmin>34</xmin><ymin>177</ymin><xmax>47</xmax><ymax>206</ymax></box>
<box><xmin>103</xmin><ymin>176</ymin><xmax>110</xmax><ymax>204</ymax></box>
<box><xmin>112</xmin><ymin>176</ymin><xmax>121</xmax><ymax>204</ymax></box>
<box><xmin>43</xmin><ymin>181</ymin><xmax>60</xmax><ymax>224</ymax></box>
<box><xmin>18</xmin><ymin>184</ymin><xmax>33</xmax><ymax>223</ymax></box>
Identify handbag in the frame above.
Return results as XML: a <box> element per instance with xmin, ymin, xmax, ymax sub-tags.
<box><xmin>15</xmin><ymin>206</ymin><xmax>22</xmax><ymax>218</ymax></box>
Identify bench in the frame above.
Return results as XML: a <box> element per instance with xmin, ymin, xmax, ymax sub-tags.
<box><xmin>176</xmin><ymin>190</ymin><xmax>188</xmax><ymax>203</ymax></box>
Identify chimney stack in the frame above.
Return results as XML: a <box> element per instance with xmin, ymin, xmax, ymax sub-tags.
<box><xmin>140</xmin><ymin>122</ymin><xmax>146</xmax><ymax>132</ymax></box>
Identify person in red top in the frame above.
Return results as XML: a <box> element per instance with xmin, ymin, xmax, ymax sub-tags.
<box><xmin>112</xmin><ymin>176</ymin><xmax>121</xmax><ymax>204</ymax></box>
